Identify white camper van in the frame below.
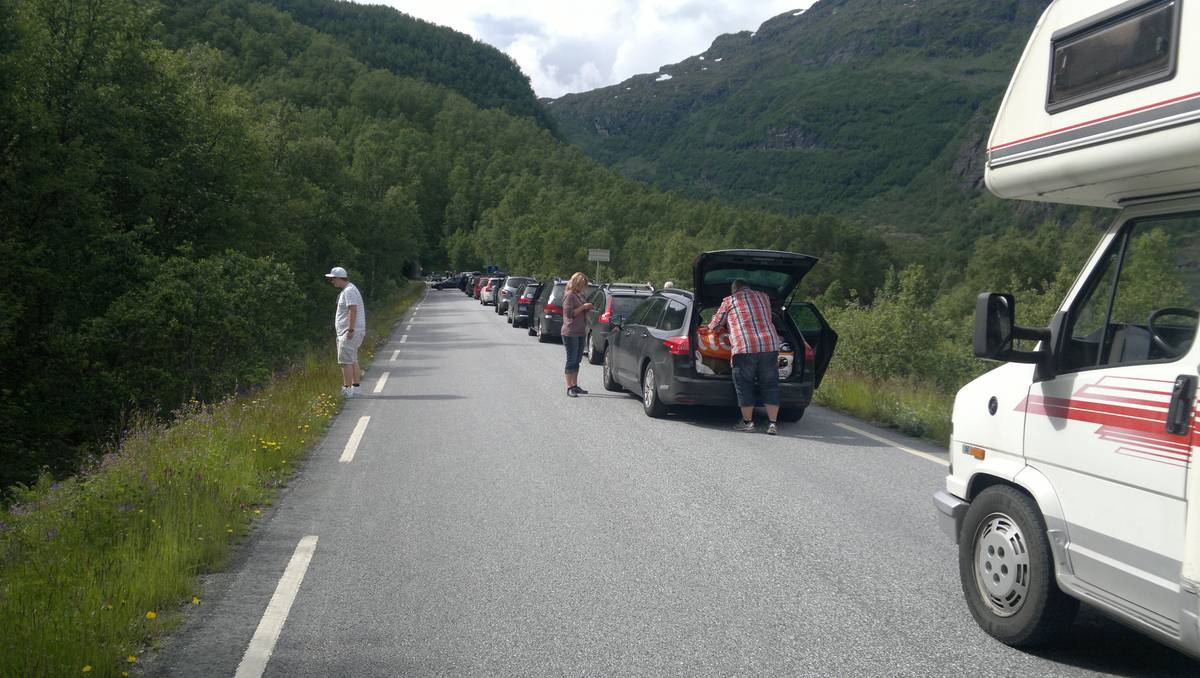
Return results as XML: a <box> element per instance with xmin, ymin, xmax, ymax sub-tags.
<box><xmin>934</xmin><ymin>0</ymin><xmax>1200</xmax><ymax>659</ymax></box>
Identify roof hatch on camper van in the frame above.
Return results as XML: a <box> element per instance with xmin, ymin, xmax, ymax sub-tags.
<box><xmin>984</xmin><ymin>0</ymin><xmax>1200</xmax><ymax>209</ymax></box>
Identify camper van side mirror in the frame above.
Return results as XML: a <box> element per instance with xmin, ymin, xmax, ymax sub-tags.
<box><xmin>974</xmin><ymin>293</ymin><xmax>1050</xmax><ymax>363</ymax></box>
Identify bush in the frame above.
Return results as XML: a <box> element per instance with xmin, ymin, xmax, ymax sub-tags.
<box><xmin>83</xmin><ymin>252</ymin><xmax>305</xmax><ymax>419</ymax></box>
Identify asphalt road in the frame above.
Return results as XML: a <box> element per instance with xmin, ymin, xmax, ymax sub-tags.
<box><xmin>149</xmin><ymin>289</ymin><xmax>1199</xmax><ymax>677</ymax></box>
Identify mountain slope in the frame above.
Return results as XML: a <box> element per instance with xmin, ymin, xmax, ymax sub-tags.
<box><xmin>546</xmin><ymin>0</ymin><xmax>1054</xmax><ymax>235</ymax></box>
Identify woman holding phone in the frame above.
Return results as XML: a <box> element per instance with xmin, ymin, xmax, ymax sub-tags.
<box><xmin>561</xmin><ymin>272</ymin><xmax>593</xmax><ymax>397</ymax></box>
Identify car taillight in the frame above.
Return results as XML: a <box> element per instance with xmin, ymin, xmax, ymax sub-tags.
<box><xmin>663</xmin><ymin>336</ymin><xmax>691</xmax><ymax>356</ymax></box>
<box><xmin>803</xmin><ymin>340</ymin><xmax>814</xmax><ymax>363</ymax></box>
<box><xmin>501</xmin><ymin>290</ymin><xmax>510</xmax><ymax>297</ymax></box>
<box><xmin>518</xmin><ymin>296</ymin><xmax>531</xmax><ymax>304</ymax></box>
<box><xmin>599</xmin><ymin>311</ymin><xmax>611</xmax><ymax>324</ymax></box>
<box><xmin>544</xmin><ymin>304</ymin><xmax>563</xmax><ymax>315</ymax></box>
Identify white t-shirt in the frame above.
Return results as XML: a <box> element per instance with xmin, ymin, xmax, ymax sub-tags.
<box><xmin>335</xmin><ymin>283</ymin><xmax>366</xmax><ymax>334</ymax></box>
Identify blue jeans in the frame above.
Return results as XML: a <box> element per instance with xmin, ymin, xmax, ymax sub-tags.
<box><xmin>563</xmin><ymin>335</ymin><xmax>585</xmax><ymax>374</ymax></box>
<box><xmin>731</xmin><ymin>352</ymin><xmax>780</xmax><ymax>407</ymax></box>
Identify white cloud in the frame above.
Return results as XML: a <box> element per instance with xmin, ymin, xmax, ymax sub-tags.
<box><xmin>370</xmin><ymin>1</ymin><xmax>817</xmax><ymax>98</ymax></box>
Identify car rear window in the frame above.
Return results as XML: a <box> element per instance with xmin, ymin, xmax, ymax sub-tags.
<box><xmin>548</xmin><ymin>283</ymin><xmax>566</xmax><ymax>303</ymax></box>
<box><xmin>612</xmin><ymin>296</ymin><xmax>646</xmax><ymax>316</ymax></box>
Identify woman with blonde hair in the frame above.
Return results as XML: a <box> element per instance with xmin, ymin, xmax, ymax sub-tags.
<box><xmin>561</xmin><ymin>272</ymin><xmax>593</xmax><ymax>397</ymax></box>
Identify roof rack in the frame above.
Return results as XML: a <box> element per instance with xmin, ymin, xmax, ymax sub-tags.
<box><xmin>603</xmin><ymin>282</ymin><xmax>655</xmax><ymax>292</ymax></box>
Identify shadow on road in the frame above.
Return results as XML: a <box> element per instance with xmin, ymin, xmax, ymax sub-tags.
<box><xmin>359</xmin><ymin>394</ymin><xmax>466</xmax><ymax>401</ymax></box>
<box><xmin>1027</xmin><ymin>606</ymin><xmax>1198</xmax><ymax>676</ymax></box>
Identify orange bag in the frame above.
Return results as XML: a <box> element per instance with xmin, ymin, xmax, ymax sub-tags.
<box><xmin>696</xmin><ymin>325</ymin><xmax>733</xmax><ymax>360</ymax></box>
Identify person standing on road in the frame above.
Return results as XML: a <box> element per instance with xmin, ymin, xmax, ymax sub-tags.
<box><xmin>561</xmin><ymin>272</ymin><xmax>593</xmax><ymax>397</ymax></box>
<box><xmin>708</xmin><ymin>279</ymin><xmax>782</xmax><ymax>435</ymax></box>
<box><xmin>326</xmin><ymin>266</ymin><xmax>366</xmax><ymax>398</ymax></box>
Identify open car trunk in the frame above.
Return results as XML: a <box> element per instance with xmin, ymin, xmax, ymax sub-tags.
<box><xmin>691</xmin><ymin>249</ymin><xmax>837</xmax><ymax>388</ymax></box>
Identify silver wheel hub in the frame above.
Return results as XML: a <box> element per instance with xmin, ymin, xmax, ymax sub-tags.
<box><xmin>972</xmin><ymin>512</ymin><xmax>1031</xmax><ymax>617</ymax></box>
<box><xmin>643</xmin><ymin>368</ymin><xmax>655</xmax><ymax>406</ymax></box>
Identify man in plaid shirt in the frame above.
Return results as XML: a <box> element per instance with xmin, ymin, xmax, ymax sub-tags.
<box><xmin>708</xmin><ymin>279</ymin><xmax>782</xmax><ymax>435</ymax></box>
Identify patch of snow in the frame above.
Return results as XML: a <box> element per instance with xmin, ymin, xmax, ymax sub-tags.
<box><xmin>698</xmin><ymin>56</ymin><xmax>705</xmax><ymax>60</ymax></box>
<box><xmin>656</xmin><ymin>73</ymin><xmax>673</xmax><ymax>82</ymax></box>
<box><xmin>793</xmin><ymin>9</ymin><xmax>804</xmax><ymax>15</ymax></box>
<box><xmin>702</xmin><ymin>67</ymin><xmax>708</xmax><ymax>71</ymax></box>
<box><xmin>625</xmin><ymin>87</ymin><xmax>632</xmax><ymax>90</ymax></box>
<box><xmin>714</xmin><ymin>57</ymin><xmax>723</xmax><ymax>62</ymax></box>
<box><xmin>750</xmin><ymin>31</ymin><xmax>757</xmax><ymax>37</ymax></box>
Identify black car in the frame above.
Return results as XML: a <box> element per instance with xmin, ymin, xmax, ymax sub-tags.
<box><xmin>585</xmin><ymin>283</ymin><xmax>655</xmax><ymax>365</ymax></box>
<box><xmin>508</xmin><ymin>282</ymin><xmax>542</xmax><ymax>327</ymax></box>
<box><xmin>602</xmin><ymin>250</ymin><xmax>837</xmax><ymax>420</ymax></box>
<box><xmin>495</xmin><ymin>276</ymin><xmax>534</xmax><ymax>315</ymax></box>
<box><xmin>433</xmin><ymin>274</ymin><xmax>463</xmax><ymax>290</ymax></box>
<box><xmin>530</xmin><ymin>280</ymin><xmax>599</xmax><ymax>343</ymax></box>
<box><xmin>528</xmin><ymin>278</ymin><xmax>566</xmax><ymax>342</ymax></box>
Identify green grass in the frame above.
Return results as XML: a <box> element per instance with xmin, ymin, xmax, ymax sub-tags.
<box><xmin>815</xmin><ymin>371</ymin><xmax>954</xmax><ymax>444</ymax></box>
<box><xmin>0</xmin><ymin>282</ymin><xmax>424</xmax><ymax>677</ymax></box>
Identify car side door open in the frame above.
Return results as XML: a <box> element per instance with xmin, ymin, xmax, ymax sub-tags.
<box><xmin>1022</xmin><ymin>212</ymin><xmax>1200</xmax><ymax>625</ymax></box>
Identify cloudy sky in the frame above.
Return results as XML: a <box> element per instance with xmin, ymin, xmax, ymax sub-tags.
<box><xmin>370</xmin><ymin>1</ymin><xmax>818</xmax><ymax>98</ymax></box>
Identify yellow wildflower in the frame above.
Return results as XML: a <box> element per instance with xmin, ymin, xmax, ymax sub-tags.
<box><xmin>192</xmin><ymin>596</ymin><xmax>201</xmax><ymax>605</ymax></box>
<box><xmin>145</xmin><ymin>611</ymin><xmax>157</xmax><ymax>620</ymax></box>
<box><xmin>82</xmin><ymin>666</ymin><xmax>92</xmax><ymax>673</ymax></box>
<box><xmin>127</xmin><ymin>655</ymin><xmax>137</xmax><ymax>663</ymax></box>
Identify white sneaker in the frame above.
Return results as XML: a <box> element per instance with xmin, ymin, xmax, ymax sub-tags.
<box><xmin>352</xmin><ymin>385</ymin><xmax>362</xmax><ymax>396</ymax></box>
<box><xmin>342</xmin><ymin>386</ymin><xmax>353</xmax><ymax>398</ymax></box>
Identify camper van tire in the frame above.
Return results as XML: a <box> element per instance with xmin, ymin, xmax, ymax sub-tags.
<box><xmin>957</xmin><ymin>485</ymin><xmax>1079</xmax><ymax>647</ymax></box>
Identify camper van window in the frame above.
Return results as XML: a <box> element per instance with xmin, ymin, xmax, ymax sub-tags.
<box><xmin>1047</xmin><ymin>0</ymin><xmax>1179</xmax><ymax>113</ymax></box>
<box><xmin>1059</xmin><ymin>213</ymin><xmax>1200</xmax><ymax>372</ymax></box>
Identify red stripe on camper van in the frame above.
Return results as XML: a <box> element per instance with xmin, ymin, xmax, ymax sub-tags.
<box><xmin>989</xmin><ymin>90</ymin><xmax>1200</xmax><ymax>152</ymax></box>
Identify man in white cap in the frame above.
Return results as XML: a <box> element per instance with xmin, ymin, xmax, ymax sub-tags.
<box><xmin>325</xmin><ymin>266</ymin><xmax>366</xmax><ymax>397</ymax></box>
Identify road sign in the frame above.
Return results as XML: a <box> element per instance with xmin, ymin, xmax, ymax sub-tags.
<box><xmin>587</xmin><ymin>249</ymin><xmax>610</xmax><ymax>262</ymax></box>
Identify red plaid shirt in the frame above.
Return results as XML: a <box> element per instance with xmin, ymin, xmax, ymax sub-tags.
<box><xmin>707</xmin><ymin>287</ymin><xmax>780</xmax><ymax>357</ymax></box>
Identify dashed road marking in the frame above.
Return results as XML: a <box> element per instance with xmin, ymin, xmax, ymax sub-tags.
<box><xmin>406</xmin><ymin>324</ymin><xmax>412</xmax><ymax>331</ymax></box>
<box><xmin>835</xmin><ymin>423</ymin><xmax>948</xmax><ymax>467</ymax></box>
<box><xmin>234</xmin><ymin>535</ymin><xmax>319</xmax><ymax>678</ymax></box>
<box><xmin>373</xmin><ymin>372</ymin><xmax>390</xmax><ymax>394</ymax></box>
<box><xmin>400</xmin><ymin>335</ymin><xmax>408</xmax><ymax>344</ymax></box>
<box><xmin>339</xmin><ymin>416</ymin><xmax>370</xmax><ymax>463</ymax></box>
<box><xmin>390</xmin><ymin>350</ymin><xmax>400</xmax><ymax>362</ymax></box>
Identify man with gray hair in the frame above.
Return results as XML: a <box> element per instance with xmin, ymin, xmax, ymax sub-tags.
<box><xmin>707</xmin><ymin>279</ymin><xmax>782</xmax><ymax>434</ymax></box>
<box><xmin>325</xmin><ymin>266</ymin><xmax>366</xmax><ymax>397</ymax></box>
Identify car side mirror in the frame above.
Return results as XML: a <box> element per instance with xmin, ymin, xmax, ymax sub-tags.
<box><xmin>974</xmin><ymin>293</ymin><xmax>1050</xmax><ymax>363</ymax></box>
<box><xmin>610</xmin><ymin>315</ymin><xmax>625</xmax><ymax>329</ymax></box>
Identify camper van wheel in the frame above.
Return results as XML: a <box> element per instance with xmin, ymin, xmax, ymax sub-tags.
<box><xmin>958</xmin><ymin>485</ymin><xmax>1078</xmax><ymax>647</ymax></box>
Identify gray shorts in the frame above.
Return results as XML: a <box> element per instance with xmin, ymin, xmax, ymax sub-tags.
<box><xmin>337</xmin><ymin>331</ymin><xmax>364</xmax><ymax>364</ymax></box>
<box><xmin>731</xmin><ymin>351</ymin><xmax>780</xmax><ymax>407</ymax></box>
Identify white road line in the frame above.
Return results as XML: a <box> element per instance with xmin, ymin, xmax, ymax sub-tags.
<box><xmin>405</xmin><ymin>324</ymin><xmax>412</xmax><ymax>331</ymax></box>
<box><xmin>400</xmin><ymin>335</ymin><xmax>408</xmax><ymax>344</ymax></box>
<box><xmin>339</xmin><ymin>416</ymin><xmax>371</xmax><ymax>463</ymax></box>
<box><xmin>390</xmin><ymin>350</ymin><xmax>400</xmax><ymax>361</ymax></box>
<box><xmin>234</xmin><ymin>535</ymin><xmax>319</xmax><ymax>678</ymax></box>
<box><xmin>835</xmin><ymin>422</ymin><xmax>949</xmax><ymax>467</ymax></box>
<box><xmin>373</xmin><ymin>371</ymin><xmax>390</xmax><ymax>394</ymax></box>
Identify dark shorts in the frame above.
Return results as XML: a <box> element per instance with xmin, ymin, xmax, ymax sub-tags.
<box><xmin>731</xmin><ymin>351</ymin><xmax>780</xmax><ymax>407</ymax></box>
<box><xmin>563</xmin><ymin>335</ymin><xmax>585</xmax><ymax>374</ymax></box>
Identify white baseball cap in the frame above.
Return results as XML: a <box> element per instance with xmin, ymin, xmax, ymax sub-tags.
<box><xmin>324</xmin><ymin>266</ymin><xmax>348</xmax><ymax>279</ymax></box>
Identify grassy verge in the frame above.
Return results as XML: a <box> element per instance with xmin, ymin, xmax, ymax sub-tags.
<box><xmin>0</xmin><ymin>282</ymin><xmax>424</xmax><ymax>677</ymax></box>
<box><xmin>814</xmin><ymin>371</ymin><xmax>954</xmax><ymax>445</ymax></box>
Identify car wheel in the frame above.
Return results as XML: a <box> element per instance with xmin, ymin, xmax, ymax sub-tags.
<box><xmin>587</xmin><ymin>332</ymin><xmax>604</xmax><ymax>365</ymax></box>
<box><xmin>602</xmin><ymin>348</ymin><xmax>622</xmax><ymax>392</ymax></box>
<box><xmin>537</xmin><ymin>327</ymin><xmax>552</xmax><ymax>343</ymax></box>
<box><xmin>779</xmin><ymin>407</ymin><xmax>805</xmax><ymax>423</ymax></box>
<box><xmin>641</xmin><ymin>365</ymin><xmax>667</xmax><ymax>418</ymax></box>
<box><xmin>958</xmin><ymin>485</ymin><xmax>1078</xmax><ymax>648</ymax></box>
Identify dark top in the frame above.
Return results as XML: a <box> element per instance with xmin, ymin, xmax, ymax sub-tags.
<box><xmin>561</xmin><ymin>291</ymin><xmax>588</xmax><ymax>337</ymax></box>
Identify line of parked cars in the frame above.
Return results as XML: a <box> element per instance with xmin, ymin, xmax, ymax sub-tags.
<box><xmin>433</xmin><ymin>250</ymin><xmax>839</xmax><ymax>422</ymax></box>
